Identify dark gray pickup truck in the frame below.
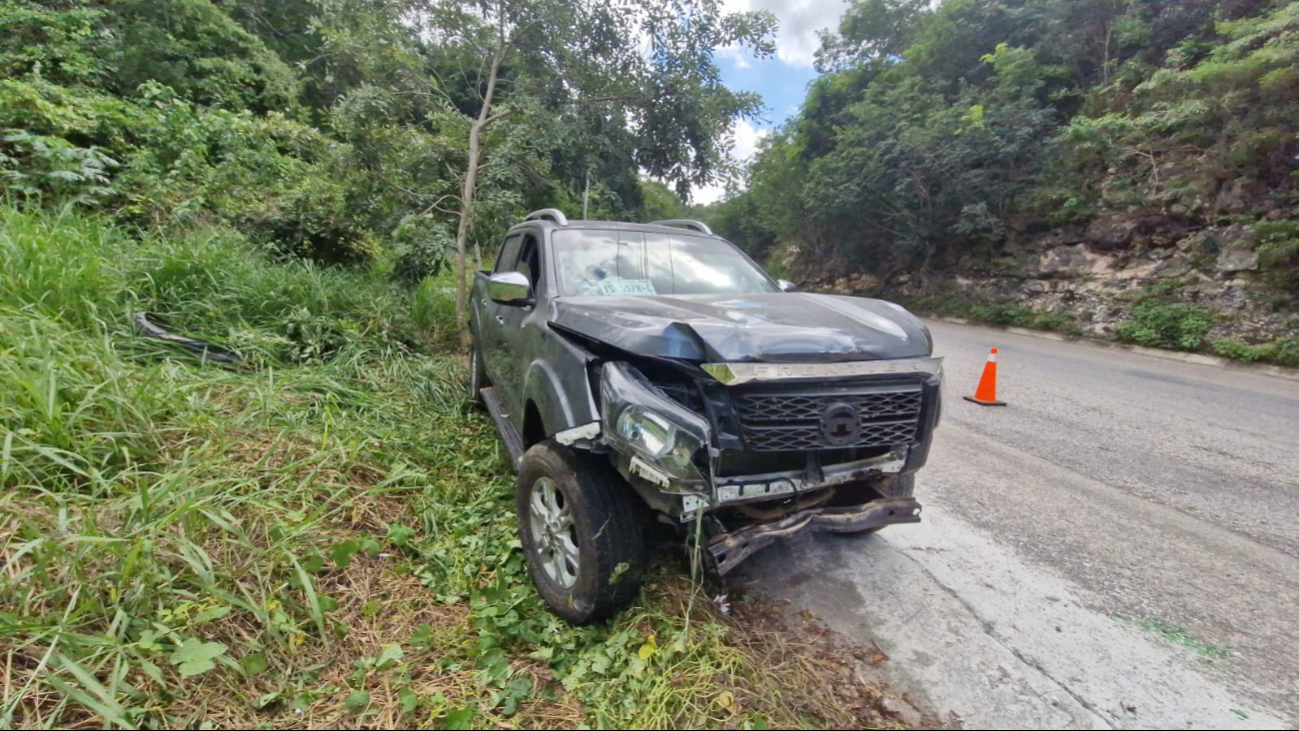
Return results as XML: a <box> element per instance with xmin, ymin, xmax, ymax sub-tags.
<box><xmin>470</xmin><ymin>210</ymin><xmax>943</xmax><ymax>623</ymax></box>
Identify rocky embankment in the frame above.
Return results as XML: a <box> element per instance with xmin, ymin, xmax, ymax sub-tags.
<box><xmin>807</xmin><ymin>207</ymin><xmax>1297</xmax><ymax>349</ymax></box>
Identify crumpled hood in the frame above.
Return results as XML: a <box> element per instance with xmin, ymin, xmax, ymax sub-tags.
<box><xmin>548</xmin><ymin>293</ymin><xmax>932</xmax><ymax>363</ymax></box>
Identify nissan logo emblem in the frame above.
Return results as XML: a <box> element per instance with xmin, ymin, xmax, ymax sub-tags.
<box><xmin>821</xmin><ymin>402</ymin><xmax>861</xmax><ymax>446</ymax></box>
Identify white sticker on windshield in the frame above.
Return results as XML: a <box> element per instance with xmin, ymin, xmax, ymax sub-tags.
<box><xmin>598</xmin><ymin>278</ymin><xmax>657</xmax><ymax>296</ymax></box>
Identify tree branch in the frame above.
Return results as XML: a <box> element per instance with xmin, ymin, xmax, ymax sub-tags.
<box><xmin>421</xmin><ymin>193</ymin><xmax>464</xmax><ymax>217</ymax></box>
<box><xmin>483</xmin><ymin>107</ymin><xmax>518</xmax><ymax>126</ymax></box>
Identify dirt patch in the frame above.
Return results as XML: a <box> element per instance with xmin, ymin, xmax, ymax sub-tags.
<box><xmin>725</xmin><ymin>593</ymin><xmax>936</xmax><ymax>729</ymax></box>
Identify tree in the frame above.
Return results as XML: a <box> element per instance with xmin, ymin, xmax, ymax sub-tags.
<box><xmin>815</xmin><ymin>0</ymin><xmax>931</xmax><ymax>72</ymax></box>
<box><xmin>638</xmin><ymin>179</ymin><xmax>687</xmax><ymax>222</ymax></box>
<box><xmin>420</xmin><ymin>0</ymin><xmax>776</xmax><ymax>344</ymax></box>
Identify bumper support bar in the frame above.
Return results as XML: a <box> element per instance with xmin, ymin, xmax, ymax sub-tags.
<box><xmin>707</xmin><ymin>497</ymin><xmax>922</xmax><ymax>575</ymax></box>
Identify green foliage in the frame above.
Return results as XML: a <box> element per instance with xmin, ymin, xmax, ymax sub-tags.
<box><xmin>718</xmin><ymin>0</ymin><xmax>1298</xmax><ymax>326</ymax></box>
<box><xmin>637</xmin><ymin>179</ymin><xmax>688</xmax><ymax>222</ymax></box>
<box><xmin>0</xmin><ymin>2</ymin><xmax>110</xmax><ymax>85</ymax></box>
<box><xmin>1</xmin><ymin>205</ymin><xmax>871</xmax><ymax>729</ymax></box>
<box><xmin>0</xmin><ymin>129</ymin><xmax>116</xmax><ymax>203</ymax></box>
<box><xmin>1115</xmin><ymin>299</ymin><xmax>1216</xmax><ymax>351</ymax></box>
<box><xmin>110</xmin><ymin>0</ymin><xmax>301</xmax><ymax>112</ymax></box>
<box><xmin>0</xmin><ymin>0</ymin><xmax>774</xmax><ymax>281</ymax></box>
<box><xmin>1211</xmin><ymin>337</ymin><xmax>1299</xmax><ymax>367</ymax></box>
<box><xmin>171</xmin><ymin>640</ymin><xmax>229</xmax><ymax>677</ymax></box>
<box><xmin>1252</xmin><ymin>219</ymin><xmax>1299</xmax><ymax>292</ymax></box>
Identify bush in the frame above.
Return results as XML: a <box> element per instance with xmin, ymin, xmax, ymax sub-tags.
<box><xmin>1253</xmin><ymin>220</ymin><xmax>1299</xmax><ymax>293</ymax></box>
<box><xmin>1212</xmin><ymin>337</ymin><xmax>1299</xmax><ymax>367</ymax></box>
<box><xmin>1115</xmin><ymin>299</ymin><xmax>1215</xmax><ymax>351</ymax></box>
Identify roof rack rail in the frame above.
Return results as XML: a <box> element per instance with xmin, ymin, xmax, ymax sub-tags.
<box><xmin>525</xmin><ymin>208</ymin><xmax>569</xmax><ymax>226</ymax></box>
<box><xmin>649</xmin><ymin>219</ymin><xmax>713</xmax><ymax>236</ymax></box>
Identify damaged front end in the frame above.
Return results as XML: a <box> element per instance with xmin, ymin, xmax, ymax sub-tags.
<box><xmin>583</xmin><ymin>356</ymin><xmax>941</xmax><ymax>575</ymax></box>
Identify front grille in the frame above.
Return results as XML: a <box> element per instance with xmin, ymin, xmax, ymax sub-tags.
<box><xmin>732</xmin><ymin>383</ymin><xmax>924</xmax><ymax>452</ymax></box>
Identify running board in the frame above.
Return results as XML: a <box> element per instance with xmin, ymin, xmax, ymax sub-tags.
<box><xmin>480</xmin><ymin>387</ymin><xmax>526</xmax><ymax>472</ymax></box>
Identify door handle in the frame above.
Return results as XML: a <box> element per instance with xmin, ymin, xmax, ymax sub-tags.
<box><xmin>495</xmin><ymin>315</ymin><xmax>505</xmax><ymax>324</ymax></box>
<box><xmin>481</xmin><ymin>299</ymin><xmax>488</xmax><ymax>307</ymax></box>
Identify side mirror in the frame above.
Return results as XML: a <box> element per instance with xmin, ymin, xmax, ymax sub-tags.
<box><xmin>777</xmin><ymin>279</ymin><xmax>799</xmax><ymax>293</ymax></box>
<box><xmin>488</xmin><ymin>271</ymin><xmax>534</xmax><ymax>306</ymax></box>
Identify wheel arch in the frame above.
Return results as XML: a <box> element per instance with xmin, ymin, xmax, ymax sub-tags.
<box><xmin>523</xmin><ymin>356</ymin><xmax>594</xmax><ymax>440</ymax></box>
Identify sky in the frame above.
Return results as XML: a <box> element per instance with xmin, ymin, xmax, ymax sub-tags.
<box><xmin>691</xmin><ymin>0</ymin><xmax>849</xmax><ymax>204</ymax></box>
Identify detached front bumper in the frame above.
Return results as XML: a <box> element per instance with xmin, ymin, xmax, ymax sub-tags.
<box><xmin>707</xmin><ymin>497</ymin><xmax>922</xmax><ymax>575</ymax></box>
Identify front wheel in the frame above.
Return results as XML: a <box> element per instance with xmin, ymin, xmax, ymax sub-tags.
<box><xmin>517</xmin><ymin>441</ymin><xmax>645</xmax><ymax>624</ymax></box>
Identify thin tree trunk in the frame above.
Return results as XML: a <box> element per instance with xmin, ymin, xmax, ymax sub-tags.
<box><xmin>1102</xmin><ymin>21</ymin><xmax>1113</xmax><ymax>86</ymax></box>
<box><xmin>454</xmin><ymin>46</ymin><xmax>506</xmax><ymax>348</ymax></box>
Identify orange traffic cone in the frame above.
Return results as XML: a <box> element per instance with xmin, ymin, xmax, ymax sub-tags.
<box><xmin>964</xmin><ymin>348</ymin><xmax>1007</xmax><ymax>406</ymax></box>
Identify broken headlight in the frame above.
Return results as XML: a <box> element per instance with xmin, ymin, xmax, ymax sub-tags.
<box><xmin>600</xmin><ymin>361</ymin><xmax>709</xmax><ymax>486</ymax></box>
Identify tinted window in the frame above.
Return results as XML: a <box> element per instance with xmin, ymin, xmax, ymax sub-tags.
<box><xmin>515</xmin><ymin>235</ymin><xmax>541</xmax><ymax>290</ymax></box>
<box><xmin>552</xmin><ymin>229</ymin><xmax>778</xmax><ymax>297</ymax></box>
<box><xmin>494</xmin><ymin>235</ymin><xmax>523</xmax><ymax>274</ymax></box>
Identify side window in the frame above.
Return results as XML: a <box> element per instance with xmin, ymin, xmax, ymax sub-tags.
<box><xmin>494</xmin><ymin>234</ymin><xmax>524</xmax><ymax>274</ymax></box>
<box><xmin>514</xmin><ymin>234</ymin><xmax>542</xmax><ymax>291</ymax></box>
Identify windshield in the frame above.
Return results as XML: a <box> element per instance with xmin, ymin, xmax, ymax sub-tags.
<box><xmin>552</xmin><ymin>229</ymin><xmax>779</xmax><ymax>297</ymax></box>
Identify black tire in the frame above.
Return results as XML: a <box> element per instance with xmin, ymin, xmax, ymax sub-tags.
<box><xmin>832</xmin><ymin>473</ymin><xmax>915</xmax><ymax>536</ymax></box>
<box><xmin>516</xmin><ymin>441</ymin><xmax>645</xmax><ymax>624</ymax></box>
<box><xmin>468</xmin><ymin>337</ymin><xmax>489</xmax><ymax>407</ymax></box>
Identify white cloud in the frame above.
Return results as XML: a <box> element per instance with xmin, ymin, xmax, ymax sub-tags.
<box><xmin>723</xmin><ymin>0</ymin><xmax>847</xmax><ymax>68</ymax></box>
<box><xmin>716</xmin><ymin>44</ymin><xmax>752</xmax><ymax>70</ymax></box>
<box><xmin>693</xmin><ymin>119</ymin><xmax>771</xmax><ymax>205</ymax></box>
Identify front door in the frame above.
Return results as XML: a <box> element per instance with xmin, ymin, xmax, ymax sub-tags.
<box><xmin>495</xmin><ymin>232</ymin><xmax>542</xmax><ymax>417</ymax></box>
<box><xmin>481</xmin><ymin>234</ymin><xmax>524</xmax><ymax>391</ymax></box>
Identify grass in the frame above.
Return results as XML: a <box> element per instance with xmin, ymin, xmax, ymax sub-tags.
<box><xmin>0</xmin><ymin>205</ymin><xmax>899</xmax><ymax>729</ymax></box>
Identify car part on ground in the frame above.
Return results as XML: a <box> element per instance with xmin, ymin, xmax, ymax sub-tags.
<box><xmin>133</xmin><ymin>312</ymin><xmax>242</xmax><ymax>363</ymax></box>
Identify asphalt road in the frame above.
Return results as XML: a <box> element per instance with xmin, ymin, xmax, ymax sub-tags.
<box><xmin>738</xmin><ymin>320</ymin><xmax>1299</xmax><ymax>729</ymax></box>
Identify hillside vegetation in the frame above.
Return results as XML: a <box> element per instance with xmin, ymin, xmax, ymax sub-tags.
<box><xmin>0</xmin><ymin>0</ymin><xmax>756</xmax><ymax>274</ymax></box>
<box><xmin>710</xmin><ymin>0</ymin><xmax>1298</xmax><ymax>364</ymax></box>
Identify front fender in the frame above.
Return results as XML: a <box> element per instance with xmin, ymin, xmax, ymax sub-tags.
<box><xmin>525</xmin><ymin>355</ymin><xmax>597</xmax><ymax>437</ymax></box>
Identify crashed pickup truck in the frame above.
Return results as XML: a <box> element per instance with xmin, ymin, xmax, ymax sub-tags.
<box><xmin>469</xmin><ymin>210</ymin><xmax>943</xmax><ymax>623</ymax></box>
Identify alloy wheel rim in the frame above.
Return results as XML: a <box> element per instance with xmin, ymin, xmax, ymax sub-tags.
<box><xmin>528</xmin><ymin>477</ymin><xmax>579</xmax><ymax>588</ymax></box>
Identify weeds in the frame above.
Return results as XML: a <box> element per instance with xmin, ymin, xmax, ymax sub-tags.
<box><xmin>0</xmin><ymin>205</ymin><xmax>892</xmax><ymax>729</ymax></box>
<box><xmin>1115</xmin><ymin>300</ymin><xmax>1216</xmax><ymax>351</ymax></box>
<box><xmin>1210</xmin><ymin>337</ymin><xmax>1299</xmax><ymax>367</ymax></box>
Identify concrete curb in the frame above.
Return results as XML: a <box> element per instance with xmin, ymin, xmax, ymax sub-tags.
<box><xmin>929</xmin><ymin>316</ymin><xmax>1299</xmax><ymax>382</ymax></box>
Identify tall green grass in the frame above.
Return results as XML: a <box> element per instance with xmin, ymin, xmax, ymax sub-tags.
<box><xmin>0</xmin><ymin>206</ymin><xmax>879</xmax><ymax>729</ymax></box>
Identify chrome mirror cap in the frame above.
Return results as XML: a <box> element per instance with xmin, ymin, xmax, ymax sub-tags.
<box><xmin>488</xmin><ymin>271</ymin><xmax>533</xmax><ymax>305</ymax></box>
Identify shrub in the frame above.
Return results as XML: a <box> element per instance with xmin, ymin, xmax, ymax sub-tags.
<box><xmin>1212</xmin><ymin>337</ymin><xmax>1299</xmax><ymax>367</ymax></box>
<box><xmin>1253</xmin><ymin>220</ymin><xmax>1299</xmax><ymax>293</ymax></box>
<box><xmin>1115</xmin><ymin>299</ymin><xmax>1215</xmax><ymax>351</ymax></box>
